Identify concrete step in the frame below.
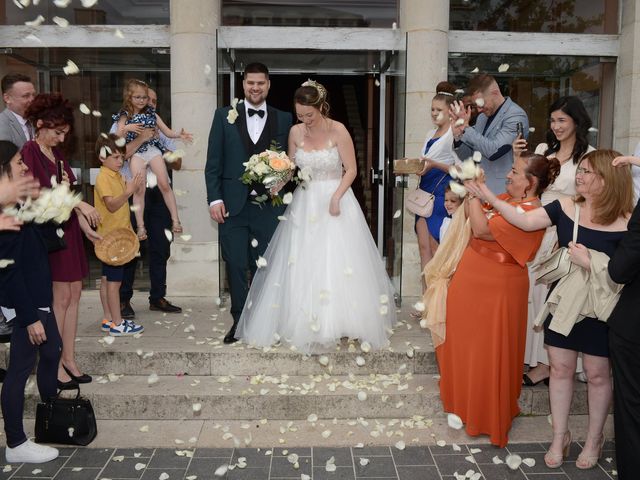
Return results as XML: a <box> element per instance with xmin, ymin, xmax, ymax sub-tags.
<box><xmin>17</xmin><ymin>415</ymin><xmax>614</xmax><ymax>448</ymax></box>
<box><xmin>21</xmin><ymin>372</ymin><xmax>586</xmax><ymax>421</ymax></box>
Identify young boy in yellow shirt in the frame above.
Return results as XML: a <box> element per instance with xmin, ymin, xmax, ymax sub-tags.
<box><xmin>94</xmin><ymin>134</ymin><xmax>144</xmax><ymax>336</ymax></box>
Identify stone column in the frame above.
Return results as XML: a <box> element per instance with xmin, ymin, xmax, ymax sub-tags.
<box><xmin>166</xmin><ymin>0</ymin><xmax>219</xmax><ymax>296</ymax></box>
<box><xmin>399</xmin><ymin>0</ymin><xmax>449</xmax><ymax>298</ymax></box>
<box><xmin>614</xmin><ymin>0</ymin><xmax>640</xmax><ymax>155</ymax></box>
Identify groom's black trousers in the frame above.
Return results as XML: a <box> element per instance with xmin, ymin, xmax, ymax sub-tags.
<box><xmin>219</xmin><ymin>200</ymin><xmax>284</xmax><ymax>323</ymax></box>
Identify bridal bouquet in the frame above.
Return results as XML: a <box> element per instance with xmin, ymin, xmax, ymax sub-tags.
<box><xmin>3</xmin><ymin>180</ymin><xmax>82</xmax><ymax>224</ymax></box>
<box><xmin>241</xmin><ymin>148</ymin><xmax>296</xmax><ymax>206</ymax></box>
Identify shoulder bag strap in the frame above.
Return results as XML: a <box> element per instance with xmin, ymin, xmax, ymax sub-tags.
<box><xmin>572</xmin><ymin>203</ymin><xmax>580</xmax><ymax>243</ymax></box>
<box><xmin>429</xmin><ymin>172</ymin><xmax>449</xmax><ymax>194</ymax></box>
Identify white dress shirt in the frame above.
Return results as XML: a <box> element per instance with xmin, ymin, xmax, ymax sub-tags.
<box><xmin>210</xmin><ymin>102</ymin><xmax>268</xmax><ymax>207</ymax></box>
<box><xmin>244</xmin><ymin>101</ymin><xmax>267</xmax><ymax>145</ymax></box>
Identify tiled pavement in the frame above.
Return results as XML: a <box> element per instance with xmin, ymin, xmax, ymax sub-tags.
<box><xmin>0</xmin><ymin>441</ymin><xmax>618</xmax><ymax>480</ymax></box>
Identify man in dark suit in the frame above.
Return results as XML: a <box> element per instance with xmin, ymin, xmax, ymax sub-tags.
<box><xmin>0</xmin><ymin>74</ymin><xmax>36</xmax><ymax>149</ymax></box>
<box><xmin>205</xmin><ymin>63</ymin><xmax>292</xmax><ymax>344</ymax></box>
<box><xmin>608</xmin><ymin>195</ymin><xmax>640</xmax><ymax>480</ymax></box>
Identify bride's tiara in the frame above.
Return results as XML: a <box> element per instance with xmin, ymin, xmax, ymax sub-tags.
<box><xmin>437</xmin><ymin>91</ymin><xmax>454</xmax><ymax>96</ymax></box>
<box><xmin>302</xmin><ymin>79</ymin><xmax>327</xmax><ymax>100</ymax></box>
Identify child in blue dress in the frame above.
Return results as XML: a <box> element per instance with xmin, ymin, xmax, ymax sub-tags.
<box><xmin>113</xmin><ymin>79</ymin><xmax>192</xmax><ymax>240</ymax></box>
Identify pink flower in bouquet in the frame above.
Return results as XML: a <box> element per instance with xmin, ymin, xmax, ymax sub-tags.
<box><xmin>268</xmin><ymin>152</ymin><xmax>291</xmax><ymax>172</ymax></box>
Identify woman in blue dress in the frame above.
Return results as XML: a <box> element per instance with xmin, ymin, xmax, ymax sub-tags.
<box><xmin>415</xmin><ymin>82</ymin><xmax>460</xmax><ymax>293</ymax></box>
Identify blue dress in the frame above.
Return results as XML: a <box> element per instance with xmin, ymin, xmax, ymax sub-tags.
<box><xmin>416</xmin><ymin>137</ymin><xmax>451</xmax><ymax>242</ymax></box>
<box><xmin>112</xmin><ymin>106</ymin><xmax>165</xmax><ymax>154</ymax></box>
<box><xmin>543</xmin><ymin>200</ymin><xmax>625</xmax><ymax>357</ymax></box>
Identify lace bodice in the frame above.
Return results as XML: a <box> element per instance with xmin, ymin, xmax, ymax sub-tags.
<box><xmin>295</xmin><ymin>146</ymin><xmax>343</xmax><ymax>181</ymax></box>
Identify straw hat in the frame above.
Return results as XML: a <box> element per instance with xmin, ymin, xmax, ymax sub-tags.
<box><xmin>94</xmin><ymin>228</ymin><xmax>139</xmax><ymax>266</ymax></box>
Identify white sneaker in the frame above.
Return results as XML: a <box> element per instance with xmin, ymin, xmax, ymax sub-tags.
<box><xmin>109</xmin><ymin>319</ymin><xmax>144</xmax><ymax>336</ymax></box>
<box><xmin>5</xmin><ymin>439</ymin><xmax>59</xmax><ymax>463</ymax></box>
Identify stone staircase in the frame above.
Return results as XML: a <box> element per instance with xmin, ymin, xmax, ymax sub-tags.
<box><xmin>0</xmin><ymin>294</ymin><xmax>597</xmax><ymax>448</ymax></box>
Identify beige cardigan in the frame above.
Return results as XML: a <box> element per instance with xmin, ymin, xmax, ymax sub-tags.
<box><xmin>534</xmin><ymin>250</ymin><xmax>623</xmax><ymax>336</ymax></box>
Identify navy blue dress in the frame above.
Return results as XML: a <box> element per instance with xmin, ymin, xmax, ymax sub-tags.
<box><xmin>543</xmin><ymin>200</ymin><xmax>625</xmax><ymax>357</ymax></box>
<box><xmin>416</xmin><ymin>138</ymin><xmax>451</xmax><ymax>243</ymax></box>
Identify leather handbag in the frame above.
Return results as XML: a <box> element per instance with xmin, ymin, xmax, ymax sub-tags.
<box><xmin>405</xmin><ymin>173</ymin><xmax>448</xmax><ymax>218</ymax></box>
<box><xmin>534</xmin><ymin>204</ymin><xmax>580</xmax><ymax>286</ymax></box>
<box><xmin>35</xmin><ymin>387</ymin><xmax>97</xmax><ymax>446</ymax></box>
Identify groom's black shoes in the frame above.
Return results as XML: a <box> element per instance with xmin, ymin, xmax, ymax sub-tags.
<box><xmin>223</xmin><ymin>331</ymin><xmax>239</xmax><ymax>344</ymax></box>
<box><xmin>223</xmin><ymin>323</ymin><xmax>239</xmax><ymax>344</ymax></box>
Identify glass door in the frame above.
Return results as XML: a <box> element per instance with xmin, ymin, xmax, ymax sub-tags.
<box><xmin>216</xmin><ymin>48</ymin><xmax>406</xmax><ymax>300</ymax></box>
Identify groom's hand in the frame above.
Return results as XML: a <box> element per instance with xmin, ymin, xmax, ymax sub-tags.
<box><xmin>210</xmin><ymin>202</ymin><xmax>227</xmax><ymax>224</ymax></box>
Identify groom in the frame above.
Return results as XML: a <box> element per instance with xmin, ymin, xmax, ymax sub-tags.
<box><xmin>205</xmin><ymin>63</ymin><xmax>292</xmax><ymax>344</ymax></box>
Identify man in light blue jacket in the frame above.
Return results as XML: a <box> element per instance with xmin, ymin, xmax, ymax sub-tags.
<box><xmin>452</xmin><ymin>74</ymin><xmax>529</xmax><ymax>194</ymax></box>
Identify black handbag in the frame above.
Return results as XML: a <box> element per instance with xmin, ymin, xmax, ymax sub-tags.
<box><xmin>39</xmin><ymin>222</ymin><xmax>67</xmax><ymax>253</ymax></box>
<box><xmin>35</xmin><ymin>388</ymin><xmax>97</xmax><ymax>446</ymax></box>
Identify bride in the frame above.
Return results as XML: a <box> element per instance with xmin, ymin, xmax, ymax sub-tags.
<box><xmin>236</xmin><ymin>80</ymin><xmax>397</xmax><ymax>354</ymax></box>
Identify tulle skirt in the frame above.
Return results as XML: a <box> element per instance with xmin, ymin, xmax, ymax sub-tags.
<box><xmin>236</xmin><ymin>178</ymin><xmax>397</xmax><ymax>354</ymax></box>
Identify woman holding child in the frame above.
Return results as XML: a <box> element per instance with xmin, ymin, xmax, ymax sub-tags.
<box><xmin>437</xmin><ymin>152</ymin><xmax>559</xmax><ymax>447</ymax></box>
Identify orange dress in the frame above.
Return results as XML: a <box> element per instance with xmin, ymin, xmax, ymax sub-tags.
<box><xmin>436</xmin><ymin>195</ymin><xmax>544</xmax><ymax>447</ymax></box>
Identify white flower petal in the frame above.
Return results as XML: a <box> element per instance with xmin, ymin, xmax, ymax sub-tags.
<box><xmin>180</xmin><ymin>234</ymin><xmax>192</xmax><ymax>242</ymax></box>
<box><xmin>528</xmin><ymin>127</ymin><xmax>536</xmax><ymax>133</ymax></box>
<box><xmin>251</xmin><ymin>238</ymin><xmax>259</xmax><ymax>248</ymax></box>
<box><xmin>214</xmin><ymin>464</ymin><xmax>228</xmax><ymax>476</ymax></box>
<box><xmin>454</xmin><ymin>118</ymin><xmax>465</xmax><ymax>127</ymax></box>
<box><xmin>498</xmin><ymin>63</ymin><xmax>510</xmax><ymax>73</ymax></box>
<box><xmin>359</xmin><ymin>457</ymin><xmax>370</xmax><ymax>466</ymax></box>
<box><xmin>475</xmin><ymin>98</ymin><xmax>485</xmax><ymax>107</ymax></box>
<box><xmin>360</xmin><ymin>341</ymin><xmax>371</xmax><ymax>353</ymax></box>
<box><xmin>80</xmin><ymin>0</ymin><xmax>98</xmax><ymax>6</ymax></box>
<box><xmin>321</xmin><ymin>430</ymin><xmax>332</xmax><ymax>438</ymax></box>
<box><xmin>25</xmin><ymin>15</ymin><xmax>45</xmax><ymax>27</ymax></box>
<box><xmin>492</xmin><ymin>455</ymin><xmax>503</xmax><ymax>464</ymax></box>
<box><xmin>413</xmin><ymin>302</ymin><xmax>425</xmax><ymax>312</ymax></box>
<box><xmin>192</xmin><ymin>403</ymin><xmax>202</xmax><ymax>412</ymax></box>
<box><xmin>395</xmin><ymin>440</ymin><xmax>406</xmax><ymax>450</ymax></box>
<box><xmin>114</xmin><ymin>28</ymin><xmax>125</xmax><ymax>39</ymax></box>
<box><xmin>134</xmin><ymin>463</ymin><xmax>146</xmax><ymax>471</ymax></box>
<box><xmin>62</xmin><ymin>59</ymin><xmax>80</xmax><ymax>76</ymax></box>
<box><xmin>52</xmin><ymin>16</ymin><xmax>69</xmax><ymax>27</ymax></box>
<box><xmin>522</xmin><ymin>457</ymin><xmax>535</xmax><ymax>467</ymax></box>
<box><xmin>282</xmin><ymin>192</ymin><xmax>293</xmax><ymax>204</ymax></box>
<box><xmin>355</xmin><ymin>356</ymin><xmax>365</xmax><ymax>367</ymax></box>
<box><xmin>472</xmin><ymin>151</ymin><xmax>482</xmax><ymax>162</ymax></box>
<box><xmin>91</xmin><ymin>110</ymin><xmax>102</xmax><ymax>117</ymax></box>
<box><xmin>447</xmin><ymin>413</ymin><xmax>463</xmax><ymax>430</ymax></box>
<box><xmin>436</xmin><ymin>440</ymin><xmax>446</xmax><ymax>447</ymax></box>
<box><xmin>357</xmin><ymin>391</ymin><xmax>367</xmax><ymax>401</ymax></box>
<box><xmin>0</xmin><ymin>259</ymin><xmax>15</xmax><ymax>268</ymax></box>
<box><xmin>471</xmin><ymin>67</ymin><xmax>479</xmax><ymax>73</ymax></box>
<box><xmin>256</xmin><ymin>256</ymin><xmax>268</xmax><ymax>268</ymax></box>
<box><xmin>505</xmin><ymin>454</ymin><xmax>522</xmax><ymax>470</ymax></box>
<box><xmin>393</xmin><ymin>209</ymin><xmax>401</xmax><ymax>219</ymax></box>
<box><xmin>164</xmin><ymin>229</ymin><xmax>173</xmax><ymax>242</ymax></box>
<box><xmin>79</xmin><ymin>103</ymin><xmax>91</xmax><ymax>115</ymax></box>
<box><xmin>318</xmin><ymin>355</ymin><xmax>329</xmax><ymax>367</ymax></box>
<box><xmin>147</xmin><ymin>373</ymin><xmax>159</xmax><ymax>385</ymax></box>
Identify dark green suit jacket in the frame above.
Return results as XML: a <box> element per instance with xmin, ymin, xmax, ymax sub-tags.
<box><xmin>205</xmin><ymin>104</ymin><xmax>292</xmax><ymax>217</ymax></box>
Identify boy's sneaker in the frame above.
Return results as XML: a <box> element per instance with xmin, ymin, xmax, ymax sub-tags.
<box><xmin>6</xmin><ymin>439</ymin><xmax>59</xmax><ymax>463</ymax></box>
<box><xmin>109</xmin><ymin>320</ymin><xmax>144</xmax><ymax>337</ymax></box>
<box><xmin>100</xmin><ymin>318</ymin><xmax>111</xmax><ymax>332</ymax></box>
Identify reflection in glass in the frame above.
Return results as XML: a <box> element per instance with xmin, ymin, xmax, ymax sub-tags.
<box><xmin>448</xmin><ymin>54</ymin><xmax>608</xmax><ymax>149</ymax></box>
<box><xmin>450</xmin><ymin>0</ymin><xmax>618</xmax><ymax>34</ymax></box>
<box><xmin>2</xmin><ymin>48</ymin><xmax>170</xmax><ymax>288</ymax></box>
<box><xmin>0</xmin><ymin>0</ymin><xmax>169</xmax><ymax>25</ymax></box>
<box><xmin>222</xmin><ymin>0</ymin><xmax>398</xmax><ymax>27</ymax></box>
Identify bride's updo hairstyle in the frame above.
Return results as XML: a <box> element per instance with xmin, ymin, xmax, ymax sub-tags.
<box><xmin>294</xmin><ymin>79</ymin><xmax>330</xmax><ymax>117</ymax></box>
<box><xmin>433</xmin><ymin>81</ymin><xmax>457</xmax><ymax>106</ymax></box>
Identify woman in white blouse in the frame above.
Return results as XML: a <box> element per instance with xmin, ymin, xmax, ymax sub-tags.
<box><xmin>514</xmin><ymin>96</ymin><xmax>595</xmax><ymax>386</ymax></box>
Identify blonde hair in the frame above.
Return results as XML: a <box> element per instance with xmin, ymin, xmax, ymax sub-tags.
<box><xmin>121</xmin><ymin>79</ymin><xmax>148</xmax><ymax>117</ymax></box>
<box><xmin>575</xmin><ymin>149</ymin><xmax>634</xmax><ymax>225</ymax></box>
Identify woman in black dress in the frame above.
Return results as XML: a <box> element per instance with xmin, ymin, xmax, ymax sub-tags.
<box><xmin>465</xmin><ymin>149</ymin><xmax>633</xmax><ymax>470</ymax></box>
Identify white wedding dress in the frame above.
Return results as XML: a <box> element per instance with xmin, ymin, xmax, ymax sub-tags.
<box><xmin>236</xmin><ymin>146</ymin><xmax>397</xmax><ymax>354</ymax></box>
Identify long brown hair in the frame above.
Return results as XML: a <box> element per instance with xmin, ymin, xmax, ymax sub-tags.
<box><xmin>575</xmin><ymin>149</ymin><xmax>634</xmax><ymax>225</ymax></box>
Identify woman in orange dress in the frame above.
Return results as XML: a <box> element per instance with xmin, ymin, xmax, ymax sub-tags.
<box><xmin>437</xmin><ymin>152</ymin><xmax>559</xmax><ymax>447</ymax></box>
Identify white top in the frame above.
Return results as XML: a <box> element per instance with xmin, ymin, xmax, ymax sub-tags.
<box><xmin>439</xmin><ymin>216</ymin><xmax>452</xmax><ymax>241</ymax></box>
<box><xmin>421</xmin><ymin>126</ymin><xmax>459</xmax><ymax>166</ymax></box>
<box><xmin>535</xmin><ymin>143</ymin><xmax>595</xmax><ymax>206</ymax></box>
<box><xmin>244</xmin><ymin>101</ymin><xmax>267</xmax><ymax>144</ymax></box>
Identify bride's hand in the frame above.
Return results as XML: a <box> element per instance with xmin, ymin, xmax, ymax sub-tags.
<box><xmin>329</xmin><ymin>196</ymin><xmax>341</xmax><ymax>216</ymax></box>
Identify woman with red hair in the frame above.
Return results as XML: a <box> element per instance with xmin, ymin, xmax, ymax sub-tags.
<box><xmin>22</xmin><ymin>93</ymin><xmax>100</xmax><ymax>389</ymax></box>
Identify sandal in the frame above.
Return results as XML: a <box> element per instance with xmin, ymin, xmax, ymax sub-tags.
<box><xmin>544</xmin><ymin>431</ymin><xmax>572</xmax><ymax>469</ymax></box>
<box><xmin>137</xmin><ymin>225</ymin><xmax>148</xmax><ymax>241</ymax></box>
<box><xmin>172</xmin><ymin>220</ymin><xmax>183</xmax><ymax>234</ymax></box>
<box><xmin>576</xmin><ymin>434</ymin><xmax>604</xmax><ymax>469</ymax></box>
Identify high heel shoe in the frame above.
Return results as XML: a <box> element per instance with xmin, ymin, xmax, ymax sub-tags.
<box><xmin>63</xmin><ymin>364</ymin><xmax>92</xmax><ymax>384</ymax></box>
<box><xmin>544</xmin><ymin>430</ymin><xmax>572</xmax><ymax>469</ymax></box>
<box><xmin>522</xmin><ymin>373</ymin><xmax>550</xmax><ymax>386</ymax></box>
<box><xmin>576</xmin><ymin>434</ymin><xmax>605</xmax><ymax>469</ymax></box>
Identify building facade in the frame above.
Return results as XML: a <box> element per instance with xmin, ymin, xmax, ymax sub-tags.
<box><xmin>0</xmin><ymin>0</ymin><xmax>637</xmax><ymax>300</ymax></box>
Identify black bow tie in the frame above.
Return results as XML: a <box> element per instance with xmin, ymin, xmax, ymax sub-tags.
<box><xmin>247</xmin><ymin>108</ymin><xmax>265</xmax><ymax>118</ymax></box>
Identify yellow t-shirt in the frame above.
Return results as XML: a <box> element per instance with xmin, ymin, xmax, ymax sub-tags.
<box><xmin>95</xmin><ymin>166</ymin><xmax>132</xmax><ymax>236</ymax></box>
